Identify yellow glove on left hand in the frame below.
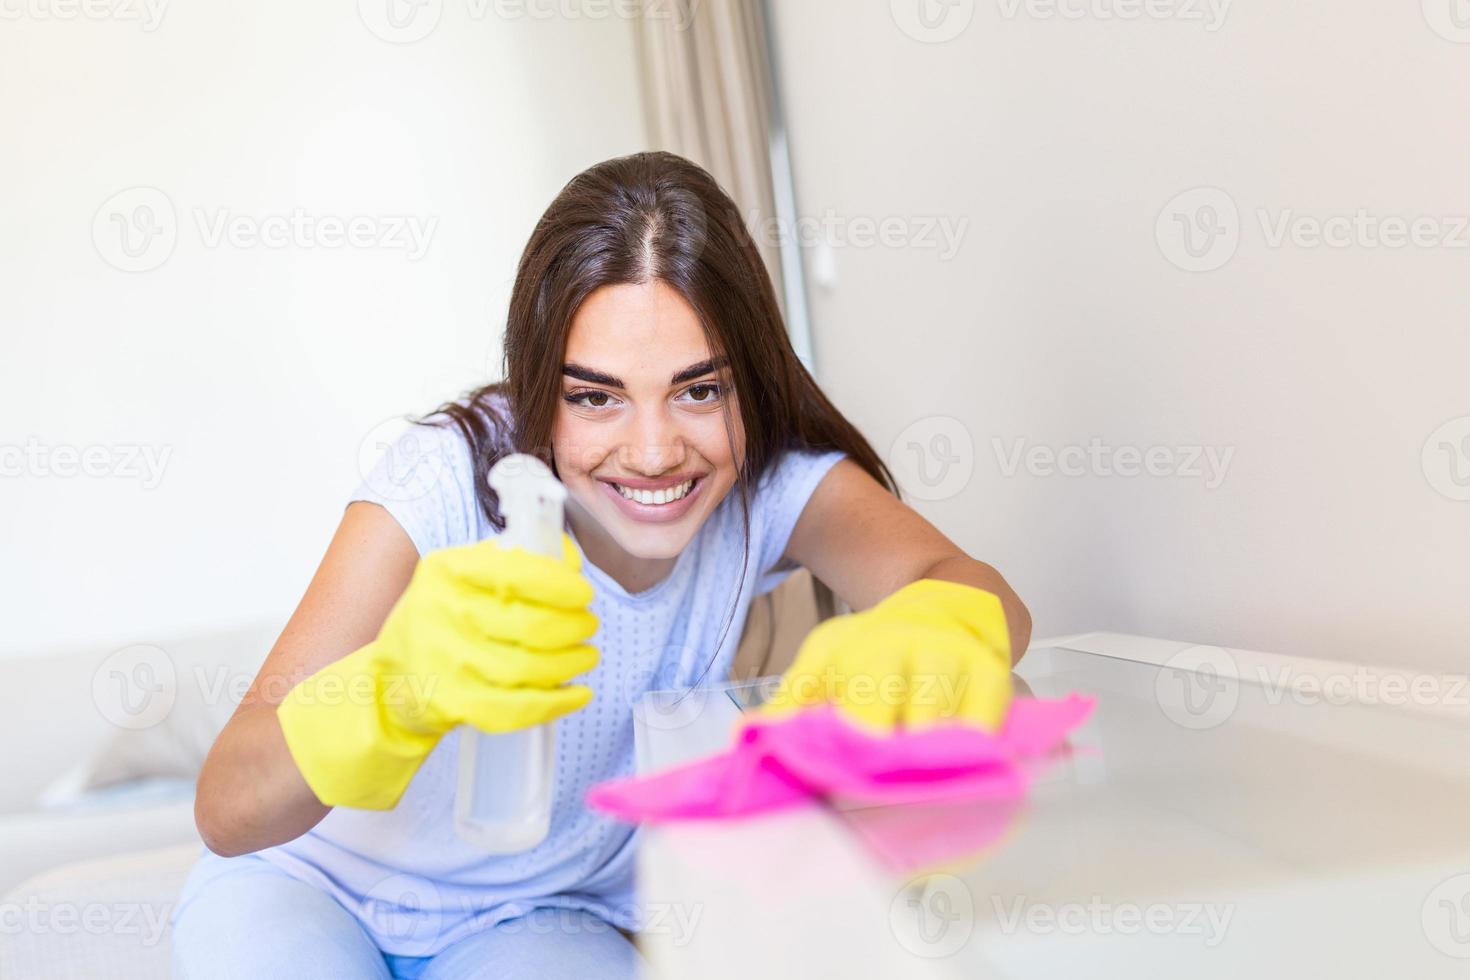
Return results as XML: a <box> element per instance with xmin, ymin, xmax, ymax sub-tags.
<box><xmin>762</xmin><ymin>579</ymin><xmax>1013</xmax><ymax>732</ymax></box>
<box><xmin>276</xmin><ymin>534</ymin><xmax>598</xmax><ymax>810</ymax></box>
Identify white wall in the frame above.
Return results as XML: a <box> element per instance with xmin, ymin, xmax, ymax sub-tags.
<box><xmin>1</xmin><ymin>2</ymin><xmax>647</xmax><ymax>657</ymax></box>
<box><xmin>768</xmin><ymin>1</ymin><xmax>1470</xmax><ymax>669</ymax></box>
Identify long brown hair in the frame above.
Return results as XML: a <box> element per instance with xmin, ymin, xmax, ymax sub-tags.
<box><xmin>422</xmin><ymin>151</ymin><xmax>896</xmax><ymax>673</ymax></box>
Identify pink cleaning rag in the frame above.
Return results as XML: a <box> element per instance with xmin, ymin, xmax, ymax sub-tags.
<box><xmin>586</xmin><ymin>694</ymin><xmax>1095</xmax><ymax>823</ymax></box>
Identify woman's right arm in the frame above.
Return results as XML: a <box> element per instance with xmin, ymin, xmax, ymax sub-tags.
<box><xmin>194</xmin><ymin>501</ymin><xmax>418</xmax><ymax>857</ymax></box>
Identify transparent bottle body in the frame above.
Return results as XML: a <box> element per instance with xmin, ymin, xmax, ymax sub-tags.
<box><xmin>454</xmin><ymin>725</ymin><xmax>555</xmax><ymax>852</ymax></box>
<box><xmin>453</xmin><ymin>454</ymin><xmax>564</xmax><ymax>852</ymax></box>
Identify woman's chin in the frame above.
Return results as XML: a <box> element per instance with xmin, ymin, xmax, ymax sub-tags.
<box><xmin>605</xmin><ymin>522</ymin><xmax>697</xmax><ymax>562</ymax></box>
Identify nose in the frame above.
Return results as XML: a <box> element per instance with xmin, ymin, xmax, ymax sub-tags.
<box><xmin>619</xmin><ymin>404</ymin><xmax>687</xmax><ymax>475</ymax></box>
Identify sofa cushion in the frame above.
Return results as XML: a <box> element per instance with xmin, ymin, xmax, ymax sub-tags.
<box><xmin>0</xmin><ymin>787</ymin><xmax>197</xmax><ymax>898</ymax></box>
<box><xmin>0</xmin><ymin>842</ymin><xmax>200</xmax><ymax>980</ymax></box>
<box><xmin>2</xmin><ymin>621</ymin><xmax>275</xmax><ymax>815</ymax></box>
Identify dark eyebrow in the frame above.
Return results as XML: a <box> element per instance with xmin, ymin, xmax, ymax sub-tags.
<box><xmin>562</xmin><ymin>356</ymin><xmax>728</xmax><ymax>389</ymax></box>
<box><xmin>562</xmin><ymin>363</ymin><xmax>623</xmax><ymax>387</ymax></box>
<box><xmin>669</xmin><ymin>356</ymin><xmax>728</xmax><ymax>386</ymax></box>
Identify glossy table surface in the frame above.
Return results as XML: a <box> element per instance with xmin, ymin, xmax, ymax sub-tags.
<box><xmin>633</xmin><ymin>633</ymin><xmax>1470</xmax><ymax>978</ymax></box>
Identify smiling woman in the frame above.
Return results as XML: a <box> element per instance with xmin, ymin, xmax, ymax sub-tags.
<box><xmin>179</xmin><ymin>151</ymin><xmax>1029</xmax><ymax>980</ymax></box>
<box><xmin>425</xmin><ymin>151</ymin><xmax>899</xmax><ymax>608</ymax></box>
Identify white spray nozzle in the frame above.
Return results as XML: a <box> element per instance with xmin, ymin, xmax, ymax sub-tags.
<box><xmin>489</xmin><ymin>454</ymin><xmax>566</xmax><ymax>559</ymax></box>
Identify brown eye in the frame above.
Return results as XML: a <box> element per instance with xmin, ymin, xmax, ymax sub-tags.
<box><xmin>686</xmin><ymin>383</ymin><xmax>719</xmax><ymax>402</ymax></box>
<box><xmin>564</xmin><ymin>389</ymin><xmax>617</xmax><ymax>410</ymax></box>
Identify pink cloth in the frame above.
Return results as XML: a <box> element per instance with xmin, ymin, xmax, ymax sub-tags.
<box><xmin>586</xmin><ymin>694</ymin><xmax>1095</xmax><ymax>823</ymax></box>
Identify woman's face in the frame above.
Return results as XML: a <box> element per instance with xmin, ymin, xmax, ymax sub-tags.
<box><xmin>553</xmin><ymin>280</ymin><xmax>744</xmax><ymax>565</ymax></box>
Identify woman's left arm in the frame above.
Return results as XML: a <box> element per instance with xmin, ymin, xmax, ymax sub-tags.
<box><xmin>784</xmin><ymin>458</ymin><xmax>1032</xmax><ymax>663</ymax></box>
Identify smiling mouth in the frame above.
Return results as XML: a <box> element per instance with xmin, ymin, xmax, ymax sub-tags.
<box><xmin>608</xmin><ymin>477</ymin><xmax>698</xmax><ymax>506</ymax></box>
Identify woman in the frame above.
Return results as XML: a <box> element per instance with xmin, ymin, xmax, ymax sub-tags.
<box><xmin>175</xmin><ymin>151</ymin><xmax>1030</xmax><ymax>979</ymax></box>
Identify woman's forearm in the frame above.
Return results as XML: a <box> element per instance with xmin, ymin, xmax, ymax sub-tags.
<box><xmin>921</xmin><ymin>555</ymin><xmax>1033</xmax><ymax>663</ymax></box>
<box><xmin>194</xmin><ymin>705</ymin><xmax>330</xmax><ymax>857</ymax></box>
<box><xmin>193</xmin><ymin>504</ymin><xmax>423</xmax><ymax>856</ymax></box>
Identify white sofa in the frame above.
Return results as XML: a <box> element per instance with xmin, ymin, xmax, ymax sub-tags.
<box><xmin>0</xmin><ymin>622</ymin><xmax>276</xmax><ymax>979</ymax></box>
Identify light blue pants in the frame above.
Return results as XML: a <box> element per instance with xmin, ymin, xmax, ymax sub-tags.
<box><xmin>171</xmin><ymin>853</ymin><xmax>644</xmax><ymax>980</ymax></box>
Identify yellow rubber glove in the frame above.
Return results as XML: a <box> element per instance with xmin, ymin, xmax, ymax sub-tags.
<box><xmin>762</xmin><ymin>579</ymin><xmax>1013</xmax><ymax>732</ymax></box>
<box><xmin>277</xmin><ymin>534</ymin><xmax>598</xmax><ymax>810</ymax></box>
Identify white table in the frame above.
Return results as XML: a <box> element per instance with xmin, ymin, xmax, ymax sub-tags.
<box><xmin>633</xmin><ymin>633</ymin><xmax>1470</xmax><ymax>978</ymax></box>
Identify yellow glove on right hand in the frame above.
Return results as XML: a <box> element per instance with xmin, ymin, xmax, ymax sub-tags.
<box><xmin>760</xmin><ymin>579</ymin><xmax>1013</xmax><ymax>733</ymax></box>
<box><xmin>277</xmin><ymin>533</ymin><xmax>598</xmax><ymax>810</ymax></box>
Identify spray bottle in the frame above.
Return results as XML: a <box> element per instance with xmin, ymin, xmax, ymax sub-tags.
<box><xmin>454</xmin><ymin>453</ymin><xmax>565</xmax><ymax>851</ymax></box>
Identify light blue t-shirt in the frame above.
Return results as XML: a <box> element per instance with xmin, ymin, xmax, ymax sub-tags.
<box><xmin>245</xmin><ymin>404</ymin><xmax>845</xmax><ymax>956</ymax></box>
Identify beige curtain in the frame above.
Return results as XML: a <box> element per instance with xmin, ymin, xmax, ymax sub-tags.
<box><xmin>635</xmin><ymin>0</ymin><xmax>786</xmax><ymax>307</ymax></box>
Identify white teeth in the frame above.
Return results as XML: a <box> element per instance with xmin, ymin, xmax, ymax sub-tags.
<box><xmin>615</xmin><ymin>479</ymin><xmax>694</xmax><ymax>505</ymax></box>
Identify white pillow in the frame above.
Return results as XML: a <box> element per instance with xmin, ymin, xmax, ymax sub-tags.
<box><xmin>36</xmin><ymin>621</ymin><xmax>276</xmax><ymax>805</ymax></box>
